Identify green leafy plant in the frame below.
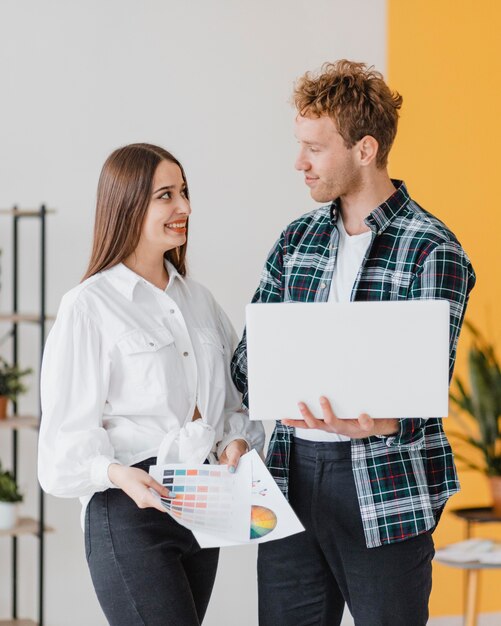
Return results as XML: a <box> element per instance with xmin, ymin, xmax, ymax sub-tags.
<box><xmin>0</xmin><ymin>462</ymin><xmax>23</xmax><ymax>503</ymax></box>
<box><xmin>0</xmin><ymin>357</ymin><xmax>32</xmax><ymax>402</ymax></box>
<box><xmin>449</xmin><ymin>321</ymin><xmax>501</xmax><ymax>476</ymax></box>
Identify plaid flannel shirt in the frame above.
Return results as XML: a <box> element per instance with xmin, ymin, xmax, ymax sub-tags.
<box><xmin>231</xmin><ymin>180</ymin><xmax>476</xmax><ymax>548</ymax></box>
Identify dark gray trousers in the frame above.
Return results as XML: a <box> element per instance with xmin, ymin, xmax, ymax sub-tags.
<box><xmin>85</xmin><ymin>458</ymin><xmax>219</xmax><ymax>626</ymax></box>
<box><xmin>258</xmin><ymin>438</ymin><xmax>434</xmax><ymax>626</ymax></box>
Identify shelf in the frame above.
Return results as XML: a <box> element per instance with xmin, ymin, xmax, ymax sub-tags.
<box><xmin>0</xmin><ymin>314</ymin><xmax>55</xmax><ymax>324</ymax></box>
<box><xmin>0</xmin><ymin>208</ymin><xmax>55</xmax><ymax>217</ymax></box>
<box><xmin>3</xmin><ymin>205</ymin><xmax>50</xmax><ymax>625</ymax></box>
<box><xmin>0</xmin><ymin>518</ymin><xmax>53</xmax><ymax>538</ymax></box>
<box><xmin>0</xmin><ymin>416</ymin><xmax>39</xmax><ymax>430</ymax></box>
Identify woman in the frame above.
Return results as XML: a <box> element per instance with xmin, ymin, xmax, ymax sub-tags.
<box><xmin>38</xmin><ymin>143</ymin><xmax>264</xmax><ymax>626</ymax></box>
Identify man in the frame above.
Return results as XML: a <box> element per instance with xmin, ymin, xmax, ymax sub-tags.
<box><xmin>231</xmin><ymin>60</ymin><xmax>475</xmax><ymax>626</ymax></box>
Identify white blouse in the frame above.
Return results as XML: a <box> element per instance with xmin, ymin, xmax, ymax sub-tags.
<box><xmin>38</xmin><ymin>261</ymin><xmax>264</xmax><ymax>509</ymax></box>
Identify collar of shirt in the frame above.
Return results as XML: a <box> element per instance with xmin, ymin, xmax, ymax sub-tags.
<box><xmin>329</xmin><ymin>179</ymin><xmax>409</xmax><ymax>235</ymax></box>
<box><xmin>102</xmin><ymin>259</ymin><xmax>185</xmax><ymax>301</ymax></box>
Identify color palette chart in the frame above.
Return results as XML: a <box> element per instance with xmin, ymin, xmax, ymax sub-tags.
<box><xmin>250</xmin><ymin>505</ymin><xmax>278</xmax><ymax>539</ymax></box>
<box><xmin>161</xmin><ymin>467</ymin><xmax>235</xmax><ymax>534</ymax></box>
<box><xmin>149</xmin><ymin>459</ymin><xmax>251</xmax><ymax>543</ymax></box>
<box><xmin>149</xmin><ymin>450</ymin><xmax>303</xmax><ymax>548</ymax></box>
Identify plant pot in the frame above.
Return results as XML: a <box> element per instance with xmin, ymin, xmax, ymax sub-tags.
<box><xmin>0</xmin><ymin>501</ymin><xmax>18</xmax><ymax>530</ymax></box>
<box><xmin>0</xmin><ymin>395</ymin><xmax>8</xmax><ymax>419</ymax></box>
<box><xmin>489</xmin><ymin>476</ymin><xmax>501</xmax><ymax>515</ymax></box>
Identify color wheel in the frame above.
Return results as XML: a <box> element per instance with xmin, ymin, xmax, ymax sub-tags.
<box><xmin>250</xmin><ymin>505</ymin><xmax>277</xmax><ymax>539</ymax></box>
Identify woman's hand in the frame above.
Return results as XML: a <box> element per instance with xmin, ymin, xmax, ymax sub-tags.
<box><xmin>218</xmin><ymin>439</ymin><xmax>249</xmax><ymax>473</ymax></box>
<box><xmin>108</xmin><ymin>464</ymin><xmax>173</xmax><ymax>513</ymax></box>
<box><xmin>282</xmin><ymin>397</ymin><xmax>399</xmax><ymax>439</ymax></box>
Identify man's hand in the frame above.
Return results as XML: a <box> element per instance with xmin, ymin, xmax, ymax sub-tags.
<box><xmin>281</xmin><ymin>396</ymin><xmax>399</xmax><ymax>439</ymax></box>
<box><xmin>108</xmin><ymin>464</ymin><xmax>173</xmax><ymax>513</ymax></box>
<box><xmin>218</xmin><ymin>439</ymin><xmax>249</xmax><ymax>473</ymax></box>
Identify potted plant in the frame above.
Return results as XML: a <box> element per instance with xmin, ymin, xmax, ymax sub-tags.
<box><xmin>0</xmin><ymin>461</ymin><xmax>23</xmax><ymax>530</ymax></box>
<box><xmin>449</xmin><ymin>321</ymin><xmax>501</xmax><ymax>513</ymax></box>
<box><xmin>0</xmin><ymin>357</ymin><xmax>33</xmax><ymax>419</ymax></box>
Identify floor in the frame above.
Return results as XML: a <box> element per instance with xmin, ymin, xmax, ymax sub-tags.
<box><xmin>341</xmin><ymin>610</ymin><xmax>501</xmax><ymax>625</ymax></box>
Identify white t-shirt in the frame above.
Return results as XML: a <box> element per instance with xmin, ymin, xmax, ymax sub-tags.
<box><xmin>295</xmin><ymin>215</ymin><xmax>372</xmax><ymax>443</ymax></box>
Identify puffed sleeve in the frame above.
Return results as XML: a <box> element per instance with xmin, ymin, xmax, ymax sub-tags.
<box><xmin>38</xmin><ymin>295</ymin><xmax>119</xmax><ymax>497</ymax></box>
<box><xmin>215</xmin><ymin>304</ymin><xmax>265</xmax><ymax>458</ymax></box>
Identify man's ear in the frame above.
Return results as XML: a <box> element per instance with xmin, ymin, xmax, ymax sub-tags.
<box><xmin>356</xmin><ymin>135</ymin><xmax>379</xmax><ymax>166</ymax></box>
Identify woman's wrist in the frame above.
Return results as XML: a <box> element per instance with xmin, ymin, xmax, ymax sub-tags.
<box><xmin>107</xmin><ymin>462</ymin><xmax>123</xmax><ymax>486</ymax></box>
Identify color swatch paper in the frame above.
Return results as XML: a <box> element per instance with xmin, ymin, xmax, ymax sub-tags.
<box><xmin>149</xmin><ymin>459</ymin><xmax>251</xmax><ymax>543</ymax></box>
<box><xmin>149</xmin><ymin>450</ymin><xmax>304</xmax><ymax>548</ymax></box>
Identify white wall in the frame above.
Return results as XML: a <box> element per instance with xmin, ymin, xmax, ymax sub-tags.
<box><xmin>0</xmin><ymin>1</ymin><xmax>386</xmax><ymax>624</ymax></box>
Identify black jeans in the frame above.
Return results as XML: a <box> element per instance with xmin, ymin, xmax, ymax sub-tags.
<box><xmin>85</xmin><ymin>458</ymin><xmax>219</xmax><ymax>626</ymax></box>
<box><xmin>258</xmin><ymin>438</ymin><xmax>434</xmax><ymax>626</ymax></box>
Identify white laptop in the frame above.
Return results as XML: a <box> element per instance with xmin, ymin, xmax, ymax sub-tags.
<box><xmin>245</xmin><ymin>300</ymin><xmax>450</xmax><ymax>421</ymax></box>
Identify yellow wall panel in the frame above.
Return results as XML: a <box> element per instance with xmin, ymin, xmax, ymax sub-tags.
<box><xmin>388</xmin><ymin>0</ymin><xmax>501</xmax><ymax>617</ymax></box>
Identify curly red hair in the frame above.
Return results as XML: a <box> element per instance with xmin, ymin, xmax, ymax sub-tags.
<box><xmin>293</xmin><ymin>60</ymin><xmax>403</xmax><ymax>167</ymax></box>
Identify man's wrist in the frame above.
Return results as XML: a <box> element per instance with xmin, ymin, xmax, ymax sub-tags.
<box><xmin>375</xmin><ymin>419</ymin><xmax>399</xmax><ymax>437</ymax></box>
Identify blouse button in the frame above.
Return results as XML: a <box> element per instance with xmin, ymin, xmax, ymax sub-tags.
<box><xmin>183</xmin><ymin>351</ymin><xmax>189</xmax><ymax>357</ymax></box>
<box><xmin>148</xmin><ymin>342</ymin><xmax>155</xmax><ymax>347</ymax></box>
<box><xmin>170</xmin><ymin>309</ymin><xmax>175</xmax><ymax>314</ymax></box>
<box><xmin>320</xmin><ymin>282</ymin><xmax>327</xmax><ymax>289</ymax></box>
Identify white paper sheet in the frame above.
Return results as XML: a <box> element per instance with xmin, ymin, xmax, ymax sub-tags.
<box><xmin>435</xmin><ymin>538</ymin><xmax>501</xmax><ymax>564</ymax></box>
<box><xmin>149</xmin><ymin>450</ymin><xmax>304</xmax><ymax>548</ymax></box>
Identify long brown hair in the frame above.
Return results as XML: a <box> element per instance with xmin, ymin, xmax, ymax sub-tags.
<box><xmin>82</xmin><ymin>143</ymin><xmax>189</xmax><ymax>281</ymax></box>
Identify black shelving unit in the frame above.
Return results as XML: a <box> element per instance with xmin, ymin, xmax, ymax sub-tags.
<box><xmin>0</xmin><ymin>205</ymin><xmax>54</xmax><ymax>626</ymax></box>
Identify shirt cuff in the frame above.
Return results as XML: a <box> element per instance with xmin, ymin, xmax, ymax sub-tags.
<box><xmin>90</xmin><ymin>455</ymin><xmax>121</xmax><ymax>491</ymax></box>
